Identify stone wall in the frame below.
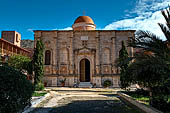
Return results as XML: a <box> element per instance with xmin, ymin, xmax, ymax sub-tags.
<box><xmin>118</xmin><ymin>92</ymin><xmax>163</xmax><ymax>113</ymax></box>
<box><xmin>34</xmin><ymin>30</ymin><xmax>135</xmax><ymax>87</ymax></box>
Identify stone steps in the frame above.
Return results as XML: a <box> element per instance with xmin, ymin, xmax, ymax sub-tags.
<box><xmin>79</xmin><ymin>82</ymin><xmax>92</xmax><ymax>88</ymax></box>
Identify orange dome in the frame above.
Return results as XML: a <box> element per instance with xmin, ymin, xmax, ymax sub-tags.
<box><xmin>74</xmin><ymin>16</ymin><xmax>94</xmax><ymax>24</ymax></box>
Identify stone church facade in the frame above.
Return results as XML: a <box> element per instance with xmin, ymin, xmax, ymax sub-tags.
<box><xmin>34</xmin><ymin>16</ymin><xmax>135</xmax><ymax>87</ymax></box>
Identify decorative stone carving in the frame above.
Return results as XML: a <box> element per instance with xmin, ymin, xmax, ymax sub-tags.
<box><xmin>45</xmin><ymin>67</ymin><xmax>51</xmax><ymax>74</ymax></box>
<box><xmin>43</xmin><ymin>39</ymin><xmax>51</xmax><ymax>47</ymax></box>
<box><xmin>60</xmin><ymin>66</ymin><xmax>67</xmax><ymax>74</ymax></box>
<box><xmin>103</xmin><ymin>66</ymin><xmax>109</xmax><ymax>74</ymax></box>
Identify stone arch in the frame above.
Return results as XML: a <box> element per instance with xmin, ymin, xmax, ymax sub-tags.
<box><xmin>77</xmin><ymin>56</ymin><xmax>93</xmax><ymax>82</ymax></box>
<box><xmin>78</xmin><ymin>56</ymin><xmax>92</xmax><ymax>65</ymax></box>
<box><xmin>79</xmin><ymin>58</ymin><xmax>90</xmax><ymax>82</ymax></box>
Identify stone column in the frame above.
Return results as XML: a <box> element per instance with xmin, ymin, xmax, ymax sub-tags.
<box><xmin>53</xmin><ymin>31</ymin><xmax>58</xmax><ymax>74</ymax></box>
<box><xmin>111</xmin><ymin>37</ymin><xmax>116</xmax><ymax>74</ymax></box>
<box><xmin>95</xmin><ymin>32</ymin><xmax>100</xmax><ymax>74</ymax></box>
<box><xmin>55</xmin><ymin>32</ymin><xmax>59</xmax><ymax>74</ymax></box>
<box><xmin>34</xmin><ymin>31</ymin><xmax>42</xmax><ymax>48</ymax></box>
<box><xmin>74</xmin><ymin>51</ymin><xmax>79</xmax><ymax>82</ymax></box>
<box><xmin>69</xmin><ymin>32</ymin><xmax>74</xmax><ymax>74</ymax></box>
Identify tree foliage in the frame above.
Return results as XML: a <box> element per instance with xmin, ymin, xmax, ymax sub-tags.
<box><xmin>8</xmin><ymin>55</ymin><xmax>32</xmax><ymax>74</ymax></box>
<box><xmin>0</xmin><ymin>63</ymin><xmax>34</xmax><ymax>113</ymax></box>
<box><xmin>121</xmin><ymin>7</ymin><xmax>170</xmax><ymax>89</ymax></box>
<box><xmin>118</xmin><ymin>41</ymin><xmax>130</xmax><ymax>88</ymax></box>
<box><xmin>33</xmin><ymin>39</ymin><xmax>44</xmax><ymax>85</ymax></box>
<box><xmin>119</xmin><ymin>6</ymin><xmax>170</xmax><ymax>109</ymax></box>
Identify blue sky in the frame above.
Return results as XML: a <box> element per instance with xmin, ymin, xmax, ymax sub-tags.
<box><xmin>0</xmin><ymin>0</ymin><xmax>169</xmax><ymax>40</ymax></box>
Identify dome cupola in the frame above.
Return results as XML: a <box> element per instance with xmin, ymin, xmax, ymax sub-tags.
<box><xmin>72</xmin><ymin>16</ymin><xmax>96</xmax><ymax>30</ymax></box>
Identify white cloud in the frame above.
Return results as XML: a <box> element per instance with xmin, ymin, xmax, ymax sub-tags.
<box><xmin>61</xmin><ymin>27</ymin><xmax>72</xmax><ymax>30</ymax></box>
<box><xmin>104</xmin><ymin>0</ymin><xmax>170</xmax><ymax>40</ymax></box>
<box><xmin>53</xmin><ymin>27</ymin><xmax>72</xmax><ymax>30</ymax></box>
<box><xmin>27</xmin><ymin>28</ymin><xmax>33</xmax><ymax>33</ymax></box>
<box><xmin>132</xmin><ymin>0</ymin><xmax>169</xmax><ymax>16</ymax></box>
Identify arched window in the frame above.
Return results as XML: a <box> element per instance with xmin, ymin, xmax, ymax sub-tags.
<box><xmin>45</xmin><ymin>50</ymin><xmax>51</xmax><ymax>65</ymax></box>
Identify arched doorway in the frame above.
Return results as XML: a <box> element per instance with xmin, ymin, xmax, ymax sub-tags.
<box><xmin>80</xmin><ymin>58</ymin><xmax>90</xmax><ymax>82</ymax></box>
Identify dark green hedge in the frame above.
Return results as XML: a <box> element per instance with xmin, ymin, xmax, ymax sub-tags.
<box><xmin>0</xmin><ymin>64</ymin><xmax>34</xmax><ymax>113</ymax></box>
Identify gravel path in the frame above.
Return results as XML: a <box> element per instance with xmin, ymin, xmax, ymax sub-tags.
<box><xmin>29</xmin><ymin>88</ymin><xmax>143</xmax><ymax>113</ymax></box>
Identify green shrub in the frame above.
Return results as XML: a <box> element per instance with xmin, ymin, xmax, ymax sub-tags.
<box><xmin>0</xmin><ymin>64</ymin><xmax>34</xmax><ymax>113</ymax></box>
<box><xmin>125</xmin><ymin>89</ymin><xmax>149</xmax><ymax>97</ymax></box>
<box><xmin>103</xmin><ymin>80</ymin><xmax>111</xmax><ymax>87</ymax></box>
<box><xmin>32</xmin><ymin>91</ymin><xmax>47</xmax><ymax>97</ymax></box>
<box><xmin>35</xmin><ymin>82</ymin><xmax>44</xmax><ymax>91</ymax></box>
<box><xmin>8</xmin><ymin>55</ymin><xmax>32</xmax><ymax>74</ymax></box>
<box><xmin>152</xmin><ymin>95</ymin><xmax>170</xmax><ymax>112</ymax></box>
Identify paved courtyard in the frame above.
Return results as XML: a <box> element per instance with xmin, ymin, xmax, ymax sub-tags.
<box><xmin>29</xmin><ymin>88</ymin><xmax>143</xmax><ymax>113</ymax></box>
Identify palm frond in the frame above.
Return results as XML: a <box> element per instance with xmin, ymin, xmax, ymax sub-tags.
<box><xmin>129</xmin><ymin>30</ymin><xmax>168</xmax><ymax>55</ymax></box>
<box><xmin>158</xmin><ymin>23</ymin><xmax>170</xmax><ymax>42</ymax></box>
<box><xmin>161</xmin><ymin>7</ymin><xmax>170</xmax><ymax>28</ymax></box>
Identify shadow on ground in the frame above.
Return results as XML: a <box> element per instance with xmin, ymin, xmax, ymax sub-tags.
<box><xmin>31</xmin><ymin>99</ymin><xmax>144</xmax><ymax>113</ymax></box>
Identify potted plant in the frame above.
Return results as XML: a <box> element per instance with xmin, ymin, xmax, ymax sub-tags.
<box><xmin>44</xmin><ymin>81</ymin><xmax>47</xmax><ymax>87</ymax></box>
<box><xmin>103</xmin><ymin>80</ymin><xmax>111</xmax><ymax>88</ymax></box>
<box><xmin>60</xmin><ymin>78</ymin><xmax>66</xmax><ymax>87</ymax></box>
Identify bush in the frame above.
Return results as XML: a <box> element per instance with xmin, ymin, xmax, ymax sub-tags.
<box><xmin>32</xmin><ymin>91</ymin><xmax>47</xmax><ymax>97</ymax></box>
<box><xmin>0</xmin><ymin>64</ymin><xmax>34</xmax><ymax>113</ymax></box>
<box><xmin>152</xmin><ymin>95</ymin><xmax>170</xmax><ymax>112</ymax></box>
<box><xmin>103</xmin><ymin>80</ymin><xmax>111</xmax><ymax>87</ymax></box>
<box><xmin>8</xmin><ymin>55</ymin><xmax>33</xmax><ymax>74</ymax></box>
<box><xmin>35</xmin><ymin>82</ymin><xmax>44</xmax><ymax>91</ymax></box>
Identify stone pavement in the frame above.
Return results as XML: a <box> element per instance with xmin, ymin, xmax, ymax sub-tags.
<box><xmin>29</xmin><ymin>88</ymin><xmax>143</xmax><ymax>113</ymax></box>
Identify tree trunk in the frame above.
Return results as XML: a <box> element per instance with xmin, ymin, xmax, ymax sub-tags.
<box><xmin>149</xmin><ymin>87</ymin><xmax>153</xmax><ymax>106</ymax></box>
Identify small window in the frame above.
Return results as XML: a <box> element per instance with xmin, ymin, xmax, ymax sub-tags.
<box><xmin>16</xmin><ymin>34</ymin><xmax>19</xmax><ymax>42</ymax></box>
<box><xmin>45</xmin><ymin>50</ymin><xmax>51</xmax><ymax>65</ymax></box>
<box><xmin>82</xmin><ymin>41</ymin><xmax>88</xmax><ymax>46</ymax></box>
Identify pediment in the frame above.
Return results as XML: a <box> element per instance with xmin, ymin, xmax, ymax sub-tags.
<box><xmin>79</xmin><ymin>48</ymin><xmax>91</xmax><ymax>53</ymax></box>
<box><xmin>74</xmin><ymin>47</ymin><xmax>96</xmax><ymax>55</ymax></box>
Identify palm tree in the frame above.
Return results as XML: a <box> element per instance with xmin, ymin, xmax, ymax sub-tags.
<box><xmin>129</xmin><ymin>6</ymin><xmax>170</xmax><ymax>68</ymax></box>
<box><xmin>122</xmin><ymin>7</ymin><xmax>170</xmax><ymax>106</ymax></box>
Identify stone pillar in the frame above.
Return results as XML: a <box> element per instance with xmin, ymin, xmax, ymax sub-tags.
<box><xmin>74</xmin><ymin>51</ymin><xmax>79</xmax><ymax>81</ymax></box>
<box><xmin>111</xmin><ymin>37</ymin><xmax>116</xmax><ymax>74</ymax></box>
<box><xmin>69</xmin><ymin>32</ymin><xmax>74</xmax><ymax>74</ymax></box>
<box><xmin>53</xmin><ymin>31</ymin><xmax>57</xmax><ymax>66</ymax></box>
<box><xmin>95</xmin><ymin>35</ymin><xmax>100</xmax><ymax>74</ymax></box>
<box><xmin>53</xmin><ymin>31</ymin><xmax>58</xmax><ymax>75</ymax></box>
<box><xmin>34</xmin><ymin>31</ymin><xmax>42</xmax><ymax>48</ymax></box>
<box><xmin>56</xmin><ymin>32</ymin><xmax>60</xmax><ymax>74</ymax></box>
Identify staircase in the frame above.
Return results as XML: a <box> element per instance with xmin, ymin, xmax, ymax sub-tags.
<box><xmin>79</xmin><ymin>82</ymin><xmax>92</xmax><ymax>88</ymax></box>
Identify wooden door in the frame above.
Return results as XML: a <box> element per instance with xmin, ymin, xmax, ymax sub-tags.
<box><xmin>80</xmin><ymin>59</ymin><xmax>85</xmax><ymax>82</ymax></box>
